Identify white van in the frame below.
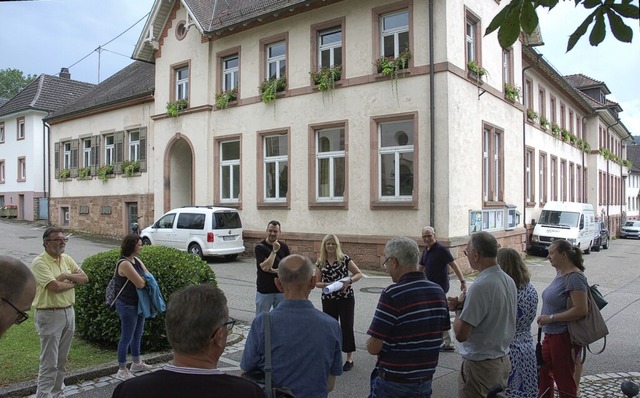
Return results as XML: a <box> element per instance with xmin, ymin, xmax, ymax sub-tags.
<box><xmin>140</xmin><ymin>206</ymin><xmax>244</xmax><ymax>260</ymax></box>
<box><xmin>530</xmin><ymin>201</ymin><xmax>596</xmax><ymax>254</ymax></box>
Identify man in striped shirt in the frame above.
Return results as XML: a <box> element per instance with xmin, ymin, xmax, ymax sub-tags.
<box><xmin>366</xmin><ymin>236</ymin><xmax>450</xmax><ymax>398</ymax></box>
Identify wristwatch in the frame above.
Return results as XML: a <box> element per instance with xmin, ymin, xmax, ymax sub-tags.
<box><xmin>272</xmin><ymin>249</ymin><xmax>277</xmax><ymax>253</ymax></box>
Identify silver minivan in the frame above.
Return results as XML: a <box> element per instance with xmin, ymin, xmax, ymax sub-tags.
<box><xmin>140</xmin><ymin>206</ymin><xmax>244</xmax><ymax>260</ymax></box>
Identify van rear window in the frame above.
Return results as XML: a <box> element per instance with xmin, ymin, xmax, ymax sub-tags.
<box><xmin>213</xmin><ymin>212</ymin><xmax>242</xmax><ymax>229</ymax></box>
<box><xmin>177</xmin><ymin>213</ymin><xmax>206</xmax><ymax>230</ymax></box>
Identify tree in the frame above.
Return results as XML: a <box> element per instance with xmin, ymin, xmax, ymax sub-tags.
<box><xmin>0</xmin><ymin>68</ymin><xmax>37</xmax><ymax>99</ymax></box>
<box><xmin>486</xmin><ymin>0</ymin><xmax>639</xmax><ymax>52</ymax></box>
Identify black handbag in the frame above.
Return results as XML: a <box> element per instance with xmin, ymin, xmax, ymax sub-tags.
<box><xmin>589</xmin><ymin>284</ymin><xmax>607</xmax><ymax>310</ymax></box>
<box><xmin>243</xmin><ymin>312</ymin><xmax>295</xmax><ymax>398</ymax></box>
<box><xmin>536</xmin><ymin>328</ymin><xmax>544</xmax><ymax>369</ymax></box>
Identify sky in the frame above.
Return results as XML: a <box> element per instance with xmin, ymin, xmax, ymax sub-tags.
<box><xmin>0</xmin><ymin>0</ymin><xmax>638</xmax><ymax>135</ymax></box>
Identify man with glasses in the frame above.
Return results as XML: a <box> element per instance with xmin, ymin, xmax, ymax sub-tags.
<box><xmin>0</xmin><ymin>255</ymin><xmax>36</xmax><ymax>338</ymax></box>
<box><xmin>367</xmin><ymin>237</ymin><xmax>450</xmax><ymax>397</ymax></box>
<box><xmin>254</xmin><ymin>220</ymin><xmax>290</xmax><ymax>314</ymax></box>
<box><xmin>32</xmin><ymin>227</ymin><xmax>88</xmax><ymax>398</ymax></box>
<box><xmin>419</xmin><ymin>226</ymin><xmax>467</xmax><ymax>352</ymax></box>
<box><xmin>113</xmin><ymin>284</ymin><xmax>264</xmax><ymax>397</ymax></box>
<box><xmin>447</xmin><ymin>231</ymin><xmax>516</xmax><ymax>398</ymax></box>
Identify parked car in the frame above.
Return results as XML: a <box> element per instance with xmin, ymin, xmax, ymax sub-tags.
<box><xmin>140</xmin><ymin>206</ymin><xmax>244</xmax><ymax>260</ymax></box>
<box><xmin>620</xmin><ymin>220</ymin><xmax>640</xmax><ymax>239</ymax></box>
<box><xmin>591</xmin><ymin>220</ymin><xmax>610</xmax><ymax>251</ymax></box>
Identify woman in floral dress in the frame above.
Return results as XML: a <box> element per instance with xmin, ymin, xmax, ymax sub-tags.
<box><xmin>498</xmin><ymin>248</ymin><xmax>538</xmax><ymax>398</ymax></box>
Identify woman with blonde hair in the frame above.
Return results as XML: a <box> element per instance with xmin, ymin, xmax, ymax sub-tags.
<box><xmin>315</xmin><ymin>234</ymin><xmax>363</xmax><ymax>371</ymax></box>
<box><xmin>497</xmin><ymin>248</ymin><xmax>538</xmax><ymax>398</ymax></box>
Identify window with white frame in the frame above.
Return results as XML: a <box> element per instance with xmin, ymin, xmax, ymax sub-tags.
<box><xmin>560</xmin><ymin>160</ymin><xmax>567</xmax><ymax>201</ymax></box>
<box><xmin>381</xmin><ymin>10</ymin><xmax>409</xmax><ymax>58</ymax></box>
<box><xmin>222</xmin><ymin>55</ymin><xmax>238</xmax><ymax>91</ymax></box>
<box><xmin>17</xmin><ymin>157</ymin><xmax>26</xmax><ymax>181</ymax></box>
<box><xmin>266</xmin><ymin>41</ymin><xmax>286</xmax><ymax>80</ymax></box>
<box><xmin>104</xmin><ymin>135</ymin><xmax>114</xmax><ymax>165</ymax></box>
<box><xmin>220</xmin><ymin>140</ymin><xmax>240</xmax><ymax>201</ymax></box>
<box><xmin>63</xmin><ymin>142</ymin><xmax>72</xmax><ymax>169</ymax></box>
<box><xmin>129</xmin><ymin>131</ymin><xmax>140</xmax><ymax>162</ymax></box>
<box><xmin>483</xmin><ymin>125</ymin><xmax>503</xmax><ymax>203</ymax></box>
<box><xmin>263</xmin><ymin>134</ymin><xmax>288</xmax><ymax>201</ymax></box>
<box><xmin>539</xmin><ymin>152</ymin><xmax>547</xmax><ymax>203</ymax></box>
<box><xmin>176</xmin><ymin>66</ymin><xmax>189</xmax><ymax>100</ymax></box>
<box><xmin>0</xmin><ymin>122</ymin><xmax>4</xmax><ymax>143</ymax></box>
<box><xmin>83</xmin><ymin>139</ymin><xmax>92</xmax><ymax>168</ymax></box>
<box><xmin>318</xmin><ymin>28</ymin><xmax>342</xmax><ymax>68</ymax></box>
<box><xmin>0</xmin><ymin>160</ymin><xmax>4</xmax><ymax>183</ymax></box>
<box><xmin>550</xmin><ymin>156</ymin><xmax>557</xmax><ymax>201</ymax></box>
<box><xmin>466</xmin><ymin>12</ymin><xmax>479</xmax><ymax>64</ymax></box>
<box><xmin>316</xmin><ymin>127</ymin><xmax>345</xmax><ymax>200</ymax></box>
<box><xmin>17</xmin><ymin>117</ymin><xmax>25</xmax><ymax>140</ymax></box>
<box><xmin>526</xmin><ymin>148</ymin><xmax>534</xmax><ymax>203</ymax></box>
<box><xmin>379</xmin><ymin>120</ymin><xmax>414</xmax><ymax>199</ymax></box>
<box><xmin>502</xmin><ymin>49</ymin><xmax>512</xmax><ymax>85</ymax></box>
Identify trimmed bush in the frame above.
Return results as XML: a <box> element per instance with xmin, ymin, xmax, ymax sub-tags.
<box><xmin>76</xmin><ymin>245</ymin><xmax>217</xmax><ymax>352</ymax></box>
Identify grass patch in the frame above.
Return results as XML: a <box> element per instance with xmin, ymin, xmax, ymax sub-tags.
<box><xmin>0</xmin><ymin>309</ymin><xmax>115</xmax><ymax>385</ymax></box>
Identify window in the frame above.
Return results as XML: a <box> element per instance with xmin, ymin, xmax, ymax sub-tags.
<box><xmin>465</xmin><ymin>10</ymin><xmax>480</xmax><ymax>64</ymax></box>
<box><xmin>17</xmin><ymin>157</ymin><xmax>26</xmax><ymax>181</ymax></box>
<box><xmin>175</xmin><ymin>20</ymin><xmax>188</xmax><ymax>40</ymax></box>
<box><xmin>569</xmin><ymin>162</ymin><xmax>575</xmax><ymax>202</ymax></box>
<box><xmin>266</xmin><ymin>41</ymin><xmax>286</xmax><ymax>79</ymax></box>
<box><xmin>129</xmin><ymin>131</ymin><xmax>140</xmax><ymax>162</ymax></box>
<box><xmin>381</xmin><ymin>10</ymin><xmax>409</xmax><ymax>58</ymax></box>
<box><xmin>524</xmin><ymin>78</ymin><xmax>533</xmax><ymax>110</ymax></box>
<box><xmin>63</xmin><ymin>142</ymin><xmax>72</xmax><ymax>169</ymax></box>
<box><xmin>569</xmin><ymin>110</ymin><xmax>574</xmax><ymax>133</ymax></box>
<box><xmin>17</xmin><ymin>117</ymin><xmax>25</xmax><ymax>140</ymax></box>
<box><xmin>222</xmin><ymin>54</ymin><xmax>239</xmax><ymax>92</ymax></box>
<box><xmin>560</xmin><ymin>159</ymin><xmax>567</xmax><ymax>201</ymax></box>
<box><xmin>502</xmin><ymin>49</ymin><xmax>512</xmax><ymax>86</ymax></box>
<box><xmin>318</xmin><ymin>27</ymin><xmax>343</xmax><ymax>68</ymax></box>
<box><xmin>550</xmin><ymin>156</ymin><xmax>557</xmax><ymax>201</ymax></box>
<box><xmin>560</xmin><ymin>103</ymin><xmax>566</xmax><ymax>128</ymax></box>
<box><xmin>220</xmin><ymin>140</ymin><xmax>240</xmax><ymax>201</ymax></box>
<box><xmin>83</xmin><ymin>139</ymin><xmax>92</xmax><ymax>168</ymax></box>
<box><xmin>0</xmin><ymin>122</ymin><xmax>4</xmax><ymax>143</ymax></box>
<box><xmin>550</xmin><ymin>96</ymin><xmax>557</xmax><ymax>124</ymax></box>
<box><xmin>378</xmin><ymin>119</ymin><xmax>414</xmax><ymax>199</ymax></box>
<box><xmin>171</xmin><ymin>63</ymin><xmax>190</xmax><ymax>101</ymax></box>
<box><xmin>576</xmin><ymin>164</ymin><xmax>582</xmax><ymax>202</ymax></box>
<box><xmin>538</xmin><ymin>87</ymin><xmax>546</xmax><ymax>118</ymax></box>
<box><xmin>262</xmin><ymin>133</ymin><xmax>288</xmax><ymax>202</ymax></box>
<box><xmin>539</xmin><ymin>152</ymin><xmax>547</xmax><ymax>203</ymax></box>
<box><xmin>104</xmin><ymin>134</ymin><xmax>114</xmax><ymax>165</ymax></box>
<box><xmin>526</xmin><ymin>147</ymin><xmax>535</xmax><ymax>204</ymax></box>
<box><xmin>576</xmin><ymin>114</ymin><xmax>582</xmax><ymax>139</ymax></box>
<box><xmin>483</xmin><ymin>124</ymin><xmax>503</xmax><ymax>204</ymax></box>
<box><xmin>0</xmin><ymin>160</ymin><xmax>4</xmax><ymax>183</ymax></box>
<box><xmin>316</xmin><ymin>126</ymin><xmax>345</xmax><ymax>201</ymax></box>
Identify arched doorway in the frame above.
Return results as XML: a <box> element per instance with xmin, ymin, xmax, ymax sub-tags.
<box><xmin>164</xmin><ymin>134</ymin><xmax>194</xmax><ymax>212</ymax></box>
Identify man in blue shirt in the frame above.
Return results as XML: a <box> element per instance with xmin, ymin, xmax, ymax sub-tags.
<box><xmin>241</xmin><ymin>254</ymin><xmax>343</xmax><ymax>398</ymax></box>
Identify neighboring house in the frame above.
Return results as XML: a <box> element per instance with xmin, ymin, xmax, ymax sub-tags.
<box><xmin>44</xmin><ymin>61</ymin><xmax>155</xmax><ymax>234</ymax></box>
<box><xmin>0</xmin><ymin>69</ymin><xmax>94</xmax><ymax>221</ymax></box>
<box><xmin>42</xmin><ymin>0</ymin><xmax>634</xmax><ymax>268</ymax></box>
<box><xmin>625</xmin><ymin>145</ymin><xmax>640</xmax><ymax>221</ymax></box>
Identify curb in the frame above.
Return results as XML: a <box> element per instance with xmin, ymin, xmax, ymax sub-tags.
<box><xmin>0</xmin><ymin>332</ymin><xmax>244</xmax><ymax>398</ymax></box>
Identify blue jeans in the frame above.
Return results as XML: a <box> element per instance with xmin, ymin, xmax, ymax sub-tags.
<box><xmin>255</xmin><ymin>292</ymin><xmax>284</xmax><ymax>314</ymax></box>
<box><xmin>369</xmin><ymin>369</ymin><xmax>433</xmax><ymax>398</ymax></box>
<box><xmin>116</xmin><ymin>301</ymin><xmax>145</xmax><ymax>366</ymax></box>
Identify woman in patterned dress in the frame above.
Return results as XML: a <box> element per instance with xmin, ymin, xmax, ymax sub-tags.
<box><xmin>497</xmin><ymin>248</ymin><xmax>538</xmax><ymax>398</ymax></box>
<box><xmin>315</xmin><ymin>234</ymin><xmax>363</xmax><ymax>371</ymax></box>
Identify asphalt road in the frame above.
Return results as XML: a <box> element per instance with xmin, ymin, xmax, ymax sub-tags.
<box><xmin>1</xmin><ymin>219</ymin><xmax>639</xmax><ymax>397</ymax></box>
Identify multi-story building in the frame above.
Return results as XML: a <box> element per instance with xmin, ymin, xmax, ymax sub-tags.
<box><xmin>0</xmin><ymin>70</ymin><xmax>94</xmax><ymax>221</ymax></box>
<box><xmin>625</xmin><ymin>145</ymin><xmax>640</xmax><ymax>221</ymax></box>
<box><xmin>42</xmin><ymin>0</ymin><xmax>632</xmax><ymax>268</ymax></box>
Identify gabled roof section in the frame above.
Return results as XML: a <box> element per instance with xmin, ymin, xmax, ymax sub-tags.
<box><xmin>46</xmin><ymin>61</ymin><xmax>155</xmax><ymax>122</ymax></box>
<box><xmin>0</xmin><ymin>75</ymin><xmax>95</xmax><ymax>118</ymax></box>
<box><xmin>564</xmin><ymin>74</ymin><xmax>611</xmax><ymax>95</ymax></box>
<box><xmin>627</xmin><ymin>145</ymin><xmax>640</xmax><ymax>173</ymax></box>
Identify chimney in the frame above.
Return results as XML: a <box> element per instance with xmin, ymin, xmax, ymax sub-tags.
<box><xmin>59</xmin><ymin>68</ymin><xmax>71</xmax><ymax>79</ymax></box>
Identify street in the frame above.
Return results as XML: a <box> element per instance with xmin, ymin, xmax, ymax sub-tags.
<box><xmin>1</xmin><ymin>219</ymin><xmax>639</xmax><ymax>397</ymax></box>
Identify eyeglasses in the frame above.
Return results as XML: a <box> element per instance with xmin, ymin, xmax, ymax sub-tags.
<box><xmin>464</xmin><ymin>248</ymin><xmax>476</xmax><ymax>257</ymax></box>
<box><xmin>222</xmin><ymin>318</ymin><xmax>236</xmax><ymax>332</ymax></box>
<box><xmin>1</xmin><ymin>298</ymin><xmax>29</xmax><ymax>325</ymax></box>
<box><xmin>422</xmin><ymin>234</ymin><xmax>433</xmax><ymax>238</ymax></box>
<box><xmin>46</xmin><ymin>237</ymin><xmax>69</xmax><ymax>243</ymax></box>
<box><xmin>382</xmin><ymin>257</ymin><xmax>394</xmax><ymax>270</ymax></box>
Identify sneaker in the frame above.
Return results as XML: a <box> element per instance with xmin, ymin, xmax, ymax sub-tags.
<box><xmin>130</xmin><ymin>361</ymin><xmax>153</xmax><ymax>372</ymax></box>
<box><xmin>115</xmin><ymin>369</ymin><xmax>135</xmax><ymax>381</ymax></box>
<box><xmin>342</xmin><ymin>360</ymin><xmax>354</xmax><ymax>371</ymax></box>
<box><xmin>440</xmin><ymin>344</ymin><xmax>455</xmax><ymax>352</ymax></box>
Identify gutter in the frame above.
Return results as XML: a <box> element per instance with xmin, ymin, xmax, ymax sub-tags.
<box><xmin>44</xmin><ymin>121</ymin><xmax>51</xmax><ymax>226</ymax></box>
<box><xmin>429</xmin><ymin>0</ymin><xmax>435</xmax><ymax>227</ymax></box>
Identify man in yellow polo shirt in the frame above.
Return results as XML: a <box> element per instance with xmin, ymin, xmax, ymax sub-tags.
<box><xmin>32</xmin><ymin>227</ymin><xmax>88</xmax><ymax>398</ymax></box>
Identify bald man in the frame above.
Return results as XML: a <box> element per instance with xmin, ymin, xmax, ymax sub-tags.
<box><xmin>0</xmin><ymin>255</ymin><xmax>36</xmax><ymax>338</ymax></box>
<box><xmin>241</xmin><ymin>254</ymin><xmax>343</xmax><ymax>398</ymax></box>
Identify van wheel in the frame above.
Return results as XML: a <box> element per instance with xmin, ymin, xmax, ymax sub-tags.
<box><xmin>224</xmin><ymin>254</ymin><xmax>239</xmax><ymax>261</ymax></box>
<box><xmin>603</xmin><ymin>237</ymin><xmax>609</xmax><ymax>249</ymax></box>
<box><xmin>593</xmin><ymin>242</ymin><xmax>601</xmax><ymax>252</ymax></box>
<box><xmin>584</xmin><ymin>243</ymin><xmax>591</xmax><ymax>254</ymax></box>
<box><xmin>188</xmin><ymin>243</ymin><xmax>203</xmax><ymax>259</ymax></box>
<box><xmin>142</xmin><ymin>237</ymin><xmax>151</xmax><ymax>246</ymax></box>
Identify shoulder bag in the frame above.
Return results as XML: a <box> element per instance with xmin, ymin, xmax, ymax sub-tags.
<box><xmin>564</xmin><ymin>273</ymin><xmax>608</xmax><ymax>353</ymax></box>
<box><xmin>105</xmin><ymin>258</ymin><xmax>129</xmax><ymax>309</ymax></box>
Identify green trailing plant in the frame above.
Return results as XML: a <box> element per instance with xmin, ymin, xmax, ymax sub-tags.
<box><xmin>623</xmin><ymin>159</ymin><xmax>633</xmax><ymax>168</ymax></box>
<box><xmin>551</xmin><ymin>123</ymin><xmax>562</xmax><ymax>137</ymax></box>
<box><xmin>58</xmin><ymin>168</ymin><xmax>71</xmax><ymax>179</ymax></box>
<box><xmin>78</xmin><ymin>167</ymin><xmax>91</xmax><ymax>179</ymax></box>
<box><xmin>467</xmin><ymin>59</ymin><xmax>488</xmax><ymax>81</ymax></box>
<box><xmin>166</xmin><ymin>99</ymin><xmax>188</xmax><ymax>117</ymax></box>
<box><xmin>259</xmin><ymin>76</ymin><xmax>287</xmax><ymax>104</ymax></box>
<box><xmin>526</xmin><ymin>108</ymin><xmax>539</xmax><ymax>123</ymax></box>
<box><xmin>97</xmin><ymin>164</ymin><xmax>114</xmax><ymax>182</ymax></box>
<box><xmin>375</xmin><ymin>49</ymin><xmax>411</xmax><ymax>102</ymax></box>
<box><xmin>310</xmin><ymin>65</ymin><xmax>342</xmax><ymax>93</ymax></box>
<box><xmin>121</xmin><ymin>160</ymin><xmax>141</xmax><ymax>177</ymax></box>
<box><xmin>561</xmin><ymin>128</ymin><xmax>571</xmax><ymax>142</ymax></box>
<box><xmin>569</xmin><ymin>133</ymin><xmax>578</xmax><ymax>144</ymax></box>
<box><xmin>215</xmin><ymin>88</ymin><xmax>238</xmax><ymax>110</ymax></box>
<box><xmin>75</xmin><ymin>246</ymin><xmax>217</xmax><ymax>351</ymax></box>
<box><xmin>582</xmin><ymin>141</ymin><xmax>591</xmax><ymax>153</ymax></box>
<box><xmin>504</xmin><ymin>83</ymin><xmax>521</xmax><ymax>102</ymax></box>
<box><xmin>539</xmin><ymin>115</ymin><xmax>550</xmax><ymax>130</ymax></box>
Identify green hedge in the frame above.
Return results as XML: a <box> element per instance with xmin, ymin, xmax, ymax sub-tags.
<box><xmin>76</xmin><ymin>245</ymin><xmax>216</xmax><ymax>352</ymax></box>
